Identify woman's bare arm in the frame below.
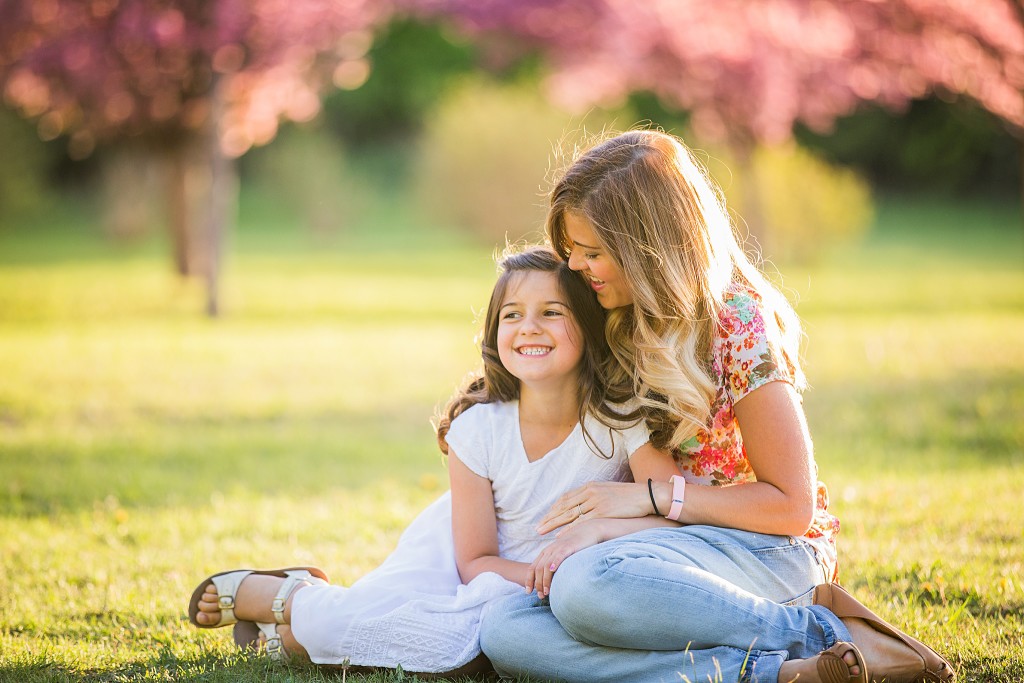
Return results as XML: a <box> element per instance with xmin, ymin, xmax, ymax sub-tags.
<box><xmin>538</xmin><ymin>382</ymin><xmax>816</xmax><ymax>537</ymax></box>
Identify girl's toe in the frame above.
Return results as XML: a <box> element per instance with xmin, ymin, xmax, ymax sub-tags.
<box><xmin>195</xmin><ymin>600</ymin><xmax>222</xmax><ymax>625</ymax></box>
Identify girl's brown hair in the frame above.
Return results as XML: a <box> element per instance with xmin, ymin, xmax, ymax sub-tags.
<box><xmin>436</xmin><ymin>245</ymin><xmax>637</xmax><ymax>457</ymax></box>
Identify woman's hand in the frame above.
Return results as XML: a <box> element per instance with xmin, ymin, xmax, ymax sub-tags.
<box><xmin>536</xmin><ymin>481</ymin><xmax>658</xmax><ymax>535</ymax></box>
<box><xmin>525</xmin><ymin>519</ymin><xmax>608</xmax><ymax>598</ymax></box>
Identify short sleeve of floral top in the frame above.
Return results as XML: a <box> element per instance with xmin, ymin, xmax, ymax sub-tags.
<box><xmin>673</xmin><ymin>284</ymin><xmax>841</xmax><ymax>579</ymax></box>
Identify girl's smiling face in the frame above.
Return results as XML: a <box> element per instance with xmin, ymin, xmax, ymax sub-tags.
<box><xmin>496</xmin><ymin>271</ymin><xmax>584</xmax><ymax>389</ymax></box>
<box><xmin>562</xmin><ymin>211</ymin><xmax>633</xmax><ymax>309</ymax></box>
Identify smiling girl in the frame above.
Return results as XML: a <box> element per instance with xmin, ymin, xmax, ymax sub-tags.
<box><xmin>186</xmin><ymin>246</ymin><xmax>680</xmax><ymax>674</ymax></box>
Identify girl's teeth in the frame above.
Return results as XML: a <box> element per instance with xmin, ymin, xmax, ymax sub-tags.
<box><xmin>518</xmin><ymin>347</ymin><xmax>550</xmax><ymax>355</ymax></box>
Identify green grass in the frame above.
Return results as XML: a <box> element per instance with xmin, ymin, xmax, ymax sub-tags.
<box><xmin>0</xmin><ymin>193</ymin><xmax>1022</xmax><ymax>682</ymax></box>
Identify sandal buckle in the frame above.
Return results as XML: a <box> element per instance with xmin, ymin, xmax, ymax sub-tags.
<box><xmin>218</xmin><ymin>595</ymin><xmax>234</xmax><ymax>610</ymax></box>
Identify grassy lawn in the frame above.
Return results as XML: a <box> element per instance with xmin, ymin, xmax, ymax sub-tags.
<box><xmin>0</xmin><ymin>194</ymin><xmax>1021</xmax><ymax>682</ymax></box>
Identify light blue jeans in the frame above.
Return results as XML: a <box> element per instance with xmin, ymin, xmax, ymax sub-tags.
<box><xmin>480</xmin><ymin>525</ymin><xmax>850</xmax><ymax>683</ymax></box>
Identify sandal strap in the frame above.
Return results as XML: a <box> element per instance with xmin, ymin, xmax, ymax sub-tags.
<box><xmin>817</xmin><ymin>641</ymin><xmax>868</xmax><ymax>683</ymax></box>
<box><xmin>270</xmin><ymin>569</ymin><xmax>327</xmax><ymax>625</ymax></box>
<box><xmin>256</xmin><ymin>622</ymin><xmax>284</xmax><ymax>661</ymax></box>
<box><xmin>208</xmin><ymin>570</ymin><xmax>254</xmax><ymax>628</ymax></box>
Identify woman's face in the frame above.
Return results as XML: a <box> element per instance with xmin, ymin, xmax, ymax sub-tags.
<box><xmin>563</xmin><ymin>211</ymin><xmax>633</xmax><ymax>309</ymax></box>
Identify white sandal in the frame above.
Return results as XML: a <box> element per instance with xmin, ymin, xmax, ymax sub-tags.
<box><xmin>188</xmin><ymin>566</ymin><xmax>329</xmax><ymax>660</ymax></box>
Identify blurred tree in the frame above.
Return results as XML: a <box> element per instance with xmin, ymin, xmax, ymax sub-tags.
<box><xmin>0</xmin><ymin>0</ymin><xmax>391</xmax><ymax>315</ymax></box>
<box><xmin>304</xmin><ymin>18</ymin><xmax>479</xmax><ymax>195</ymax></box>
<box><xmin>322</xmin><ymin>18</ymin><xmax>477</xmax><ymax>149</ymax></box>
<box><xmin>413</xmin><ymin>77</ymin><xmax>622</xmax><ymax>243</ymax></box>
<box><xmin>796</xmin><ymin>97</ymin><xmax>1020</xmax><ymax>196</ymax></box>
<box><xmin>0</xmin><ymin>106</ymin><xmax>55</xmax><ymax>224</ymax></box>
<box><xmin>415</xmin><ymin>0</ymin><xmax>1024</xmax><ymax>237</ymax></box>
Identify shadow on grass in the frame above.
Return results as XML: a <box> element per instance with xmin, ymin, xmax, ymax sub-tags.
<box><xmin>1</xmin><ymin>370</ymin><xmax>1021</xmax><ymax>517</ymax></box>
<box><xmin>0</xmin><ymin>409</ymin><xmax>449</xmax><ymax>517</ymax></box>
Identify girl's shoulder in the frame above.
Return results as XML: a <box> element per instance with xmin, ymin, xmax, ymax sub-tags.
<box><xmin>445</xmin><ymin>401</ymin><xmax>519</xmax><ymax>470</ymax></box>
<box><xmin>449</xmin><ymin>400</ymin><xmax>517</xmax><ymax>432</ymax></box>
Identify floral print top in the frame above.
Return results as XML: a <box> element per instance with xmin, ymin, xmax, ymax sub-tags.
<box><xmin>673</xmin><ymin>284</ymin><xmax>841</xmax><ymax>579</ymax></box>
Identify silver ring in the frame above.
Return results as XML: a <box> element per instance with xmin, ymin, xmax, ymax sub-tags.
<box><xmin>576</xmin><ymin>504</ymin><xmax>583</xmax><ymax>518</ymax></box>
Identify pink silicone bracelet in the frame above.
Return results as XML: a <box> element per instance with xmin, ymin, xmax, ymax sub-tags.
<box><xmin>667</xmin><ymin>475</ymin><xmax>686</xmax><ymax>521</ymax></box>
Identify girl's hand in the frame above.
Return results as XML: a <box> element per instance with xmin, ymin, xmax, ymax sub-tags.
<box><xmin>525</xmin><ymin>519</ymin><xmax>608</xmax><ymax>598</ymax></box>
<box><xmin>537</xmin><ymin>481</ymin><xmax>658</xmax><ymax>535</ymax></box>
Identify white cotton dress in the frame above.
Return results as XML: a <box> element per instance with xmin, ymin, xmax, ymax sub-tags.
<box><xmin>289</xmin><ymin>400</ymin><xmax>650</xmax><ymax>672</ymax></box>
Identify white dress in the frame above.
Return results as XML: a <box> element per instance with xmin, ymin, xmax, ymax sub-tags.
<box><xmin>290</xmin><ymin>400</ymin><xmax>650</xmax><ymax>671</ymax></box>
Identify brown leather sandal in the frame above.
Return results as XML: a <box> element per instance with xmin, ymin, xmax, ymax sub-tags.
<box><xmin>813</xmin><ymin>583</ymin><xmax>956</xmax><ymax>682</ymax></box>
<box><xmin>818</xmin><ymin>641</ymin><xmax>869</xmax><ymax>683</ymax></box>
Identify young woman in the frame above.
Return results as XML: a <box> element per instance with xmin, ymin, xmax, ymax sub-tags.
<box><xmin>186</xmin><ymin>247</ymin><xmax>680</xmax><ymax>674</ymax></box>
<box><xmin>479</xmin><ymin>131</ymin><xmax>955</xmax><ymax>683</ymax></box>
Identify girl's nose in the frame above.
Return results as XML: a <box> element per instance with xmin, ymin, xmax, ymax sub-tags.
<box><xmin>520</xmin><ymin>314</ymin><xmax>542</xmax><ymax>334</ymax></box>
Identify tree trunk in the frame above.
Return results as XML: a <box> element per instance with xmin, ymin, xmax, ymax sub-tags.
<box><xmin>101</xmin><ymin>142</ymin><xmax>161</xmax><ymax>242</ymax></box>
<box><xmin>167</xmin><ymin>141</ymin><xmax>193</xmax><ymax>277</ymax></box>
<box><xmin>163</xmin><ymin>95</ymin><xmax>236</xmax><ymax>316</ymax></box>
<box><xmin>200</xmin><ymin>73</ymin><xmax>234</xmax><ymax>318</ymax></box>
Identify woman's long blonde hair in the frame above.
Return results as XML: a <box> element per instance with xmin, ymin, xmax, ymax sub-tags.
<box><xmin>547</xmin><ymin>130</ymin><xmax>805</xmax><ymax>449</ymax></box>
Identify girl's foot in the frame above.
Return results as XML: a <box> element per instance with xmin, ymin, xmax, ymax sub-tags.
<box><xmin>241</xmin><ymin>622</ymin><xmax>310</xmax><ymax>661</ymax></box>
<box><xmin>188</xmin><ymin>568</ymin><xmax>327</xmax><ymax>661</ymax></box>
<box><xmin>194</xmin><ymin>574</ymin><xmax>298</xmax><ymax>626</ymax></box>
<box><xmin>188</xmin><ymin>567</ymin><xmax>328</xmax><ymax>629</ymax></box>
<box><xmin>778</xmin><ymin>642</ymin><xmax>866</xmax><ymax>683</ymax></box>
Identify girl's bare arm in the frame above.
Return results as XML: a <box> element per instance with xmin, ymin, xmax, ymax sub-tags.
<box><xmin>448</xmin><ymin>448</ymin><xmax>531</xmax><ymax>586</ymax></box>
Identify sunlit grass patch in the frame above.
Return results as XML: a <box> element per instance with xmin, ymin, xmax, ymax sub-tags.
<box><xmin>0</xmin><ymin>194</ymin><xmax>1021</xmax><ymax>681</ymax></box>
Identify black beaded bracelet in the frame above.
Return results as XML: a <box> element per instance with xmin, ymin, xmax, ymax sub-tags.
<box><xmin>647</xmin><ymin>478</ymin><xmax>663</xmax><ymax>516</ymax></box>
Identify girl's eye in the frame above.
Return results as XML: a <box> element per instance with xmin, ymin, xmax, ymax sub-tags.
<box><xmin>544</xmin><ymin>309</ymin><xmax>564</xmax><ymax>317</ymax></box>
<box><xmin>502</xmin><ymin>311</ymin><xmax>522</xmax><ymax>320</ymax></box>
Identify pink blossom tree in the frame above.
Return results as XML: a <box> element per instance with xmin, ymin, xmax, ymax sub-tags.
<box><xmin>412</xmin><ymin>0</ymin><xmax>1024</xmax><ymax>236</ymax></box>
<box><xmin>414</xmin><ymin>0</ymin><xmax>1023</xmax><ymax>143</ymax></box>
<box><xmin>0</xmin><ymin>0</ymin><xmax>391</xmax><ymax>315</ymax></box>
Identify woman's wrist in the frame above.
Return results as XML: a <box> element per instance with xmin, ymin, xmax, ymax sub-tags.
<box><xmin>654</xmin><ymin>480</ymin><xmax>673</xmax><ymax>517</ymax></box>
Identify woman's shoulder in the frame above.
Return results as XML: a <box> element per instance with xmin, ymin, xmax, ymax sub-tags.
<box><xmin>713</xmin><ymin>281</ymin><xmax>795</xmax><ymax>393</ymax></box>
<box><xmin>719</xmin><ymin>282</ymin><xmax>767</xmax><ymax>330</ymax></box>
